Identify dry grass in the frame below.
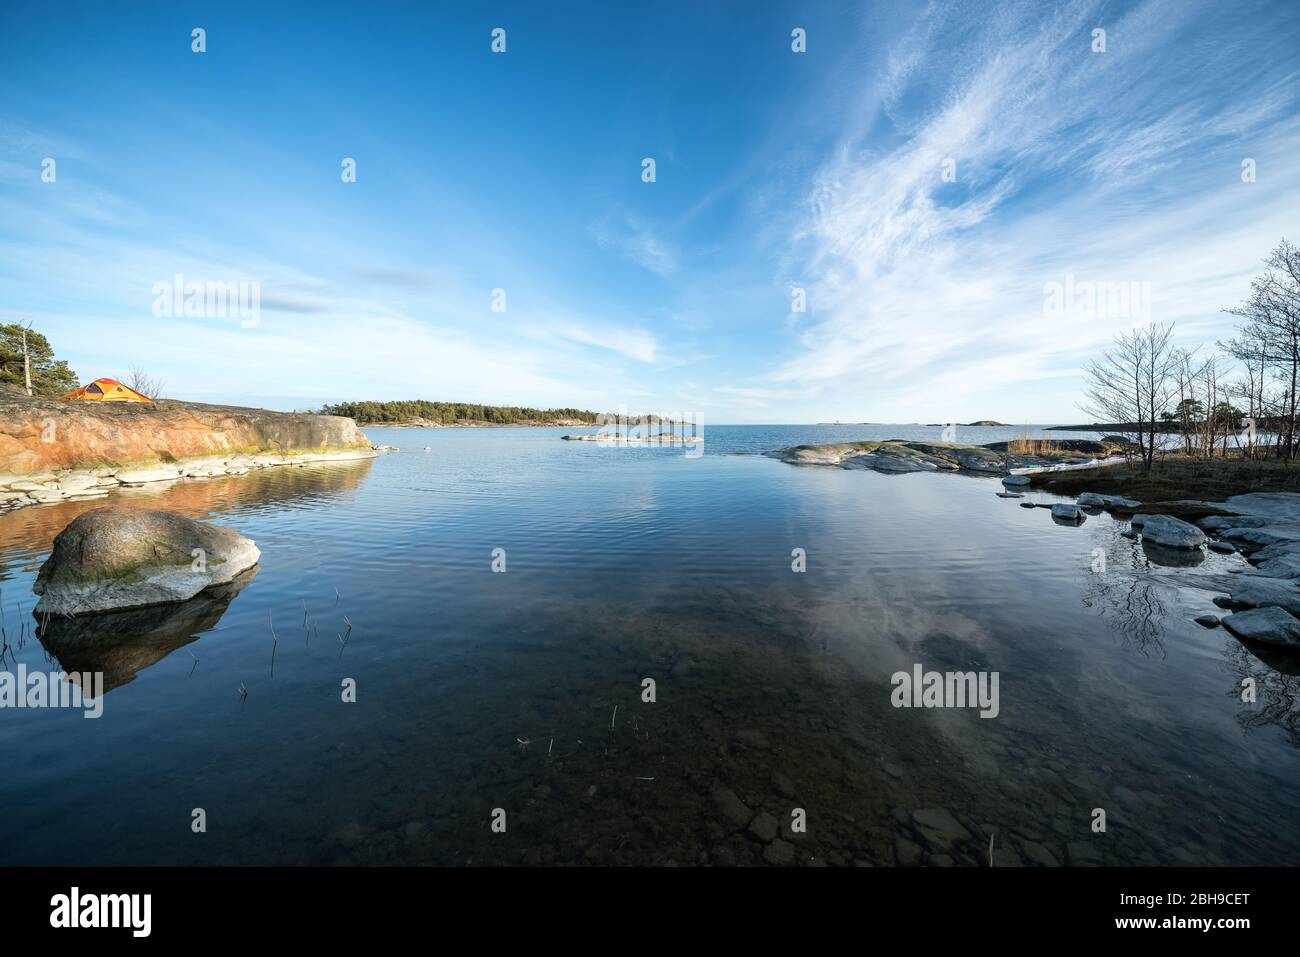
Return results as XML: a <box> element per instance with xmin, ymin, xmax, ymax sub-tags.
<box><xmin>1029</xmin><ymin>453</ymin><xmax>1300</xmax><ymax>516</ymax></box>
<box><xmin>1007</xmin><ymin>437</ymin><xmax>1062</xmax><ymax>455</ymax></box>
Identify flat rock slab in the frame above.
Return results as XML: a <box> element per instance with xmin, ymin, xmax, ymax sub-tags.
<box><xmin>1199</xmin><ymin>515</ymin><xmax>1267</xmax><ymax>531</ymax></box>
<box><xmin>1220</xmin><ymin>526</ymin><xmax>1300</xmax><ymax>550</ymax></box>
<box><xmin>114</xmin><ymin>467</ymin><xmax>184</xmax><ymax>484</ymax></box>
<box><xmin>1077</xmin><ymin>492</ymin><xmax>1142</xmax><ymax>509</ymax></box>
<box><xmin>1251</xmin><ymin>553</ymin><xmax>1300</xmax><ymax>579</ymax></box>
<box><xmin>1223</xmin><ymin>492</ymin><xmax>1300</xmax><ymax>524</ymax></box>
<box><xmin>33</xmin><ymin>506</ymin><xmax>260</xmax><ymax>615</ymax></box>
<box><xmin>1224</xmin><ymin>577</ymin><xmax>1300</xmax><ymax>616</ymax></box>
<box><xmin>1221</xmin><ymin>606</ymin><xmax>1300</xmax><ymax>647</ymax></box>
<box><xmin>1249</xmin><ymin>541</ymin><xmax>1300</xmax><ymax>563</ymax></box>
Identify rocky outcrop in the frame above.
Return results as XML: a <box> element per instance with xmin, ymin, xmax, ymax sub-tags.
<box><xmin>763</xmin><ymin>438</ymin><xmax>1125</xmax><ymax>478</ymax></box>
<box><xmin>0</xmin><ymin>393</ymin><xmax>376</xmax><ymax>512</ymax></box>
<box><xmin>1187</xmin><ymin>492</ymin><xmax>1300</xmax><ymax>645</ymax></box>
<box><xmin>33</xmin><ymin>507</ymin><xmax>261</xmax><ymax>615</ymax></box>
<box><xmin>898</xmin><ymin>443</ymin><xmax>1006</xmax><ymax>472</ymax></box>
<box><xmin>764</xmin><ymin>441</ymin><xmax>1009</xmax><ymax>475</ymax></box>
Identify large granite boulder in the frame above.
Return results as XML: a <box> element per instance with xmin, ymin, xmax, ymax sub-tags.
<box><xmin>1131</xmin><ymin>514</ymin><xmax>1206</xmax><ymax>550</ymax></box>
<box><xmin>33</xmin><ymin>507</ymin><xmax>260</xmax><ymax>615</ymax></box>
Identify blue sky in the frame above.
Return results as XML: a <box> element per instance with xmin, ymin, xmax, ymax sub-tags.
<box><xmin>1</xmin><ymin>0</ymin><xmax>1298</xmax><ymax>423</ymax></box>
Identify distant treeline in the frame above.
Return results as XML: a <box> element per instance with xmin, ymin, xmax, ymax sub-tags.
<box><xmin>318</xmin><ymin>400</ymin><xmax>600</xmax><ymax>425</ymax></box>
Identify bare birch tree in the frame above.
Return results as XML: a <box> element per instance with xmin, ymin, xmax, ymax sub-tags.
<box><xmin>1226</xmin><ymin>239</ymin><xmax>1300</xmax><ymax>460</ymax></box>
<box><xmin>1082</xmin><ymin>322</ymin><xmax>1177</xmax><ymax>474</ymax></box>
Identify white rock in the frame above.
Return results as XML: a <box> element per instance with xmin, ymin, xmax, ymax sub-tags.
<box><xmin>115</xmin><ymin>467</ymin><xmax>183</xmax><ymax>484</ymax></box>
<box><xmin>26</xmin><ymin>490</ymin><xmax>71</xmax><ymax>503</ymax></box>
<box><xmin>53</xmin><ymin>474</ymin><xmax>101</xmax><ymax>493</ymax></box>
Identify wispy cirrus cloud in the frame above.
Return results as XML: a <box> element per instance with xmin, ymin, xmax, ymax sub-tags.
<box><xmin>548</xmin><ymin>322</ymin><xmax>659</xmax><ymax>364</ymax></box>
<box><xmin>770</xmin><ymin>0</ymin><xmax>1300</xmax><ymax>421</ymax></box>
<box><xmin>591</xmin><ymin>215</ymin><xmax>678</xmax><ymax>277</ymax></box>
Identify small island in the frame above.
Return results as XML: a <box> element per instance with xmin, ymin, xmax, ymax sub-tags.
<box><xmin>318</xmin><ymin>400</ymin><xmax>602</xmax><ymax>427</ymax></box>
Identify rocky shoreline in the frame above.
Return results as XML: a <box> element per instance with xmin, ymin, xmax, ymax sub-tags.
<box><xmin>762</xmin><ymin>438</ymin><xmax>1120</xmax><ymax>474</ymax></box>
<box><xmin>0</xmin><ymin>448</ymin><xmax>380</xmax><ymax>513</ymax></box>
<box><xmin>766</xmin><ymin>439</ymin><xmax>1300</xmax><ymax>649</ymax></box>
<box><xmin>0</xmin><ymin>393</ymin><xmax>378</xmax><ymax>513</ymax></box>
<box><xmin>1003</xmin><ymin>485</ymin><xmax>1300</xmax><ymax>648</ymax></box>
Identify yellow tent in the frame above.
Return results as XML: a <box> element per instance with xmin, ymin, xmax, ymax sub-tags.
<box><xmin>59</xmin><ymin>378</ymin><xmax>153</xmax><ymax>402</ymax></box>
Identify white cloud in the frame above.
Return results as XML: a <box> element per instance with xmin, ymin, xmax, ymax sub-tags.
<box><xmin>591</xmin><ymin>216</ymin><xmax>678</xmax><ymax>276</ymax></box>
<box><xmin>770</xmin><ymin>0</ymin><xmax>1300</xmax><ymax>422</ymax></box>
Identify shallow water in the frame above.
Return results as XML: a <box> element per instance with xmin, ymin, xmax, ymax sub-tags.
<box><xmin>0</xmin><ymin>424</ymin><xmax>1297</xmax><ymax>866</ymax></box>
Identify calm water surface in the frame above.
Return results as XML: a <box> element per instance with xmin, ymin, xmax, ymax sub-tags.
<box><xmin>0</xmin><ymin>424</ymin><xmax>1296</xmax><ymax>866</ymax></box>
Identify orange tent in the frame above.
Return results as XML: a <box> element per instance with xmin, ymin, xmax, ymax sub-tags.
<box><xmin>59</xmin><ymin>378</ymin><xmax>153</xmax><ymax>402</ymax></box>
